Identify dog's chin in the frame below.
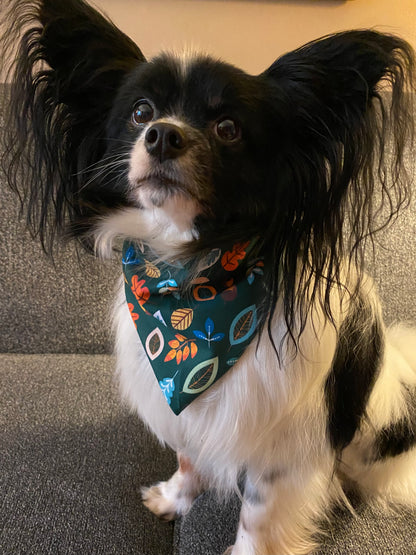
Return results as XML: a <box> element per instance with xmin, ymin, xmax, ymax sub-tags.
<box><xmin>129</xmin><ymin>178</ymin><xmax>202</xmax><ymax>242</ymax></box>
<box><xmin>134</xmin><ymin>177</ymin><xmax>187</xmax><ymax>209</ymax></box>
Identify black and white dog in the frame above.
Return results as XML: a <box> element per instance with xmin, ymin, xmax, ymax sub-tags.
<box><xmin>2</xmin><ymin>1</ymin><xmax>416</xmax><ymax>553</ymax></box>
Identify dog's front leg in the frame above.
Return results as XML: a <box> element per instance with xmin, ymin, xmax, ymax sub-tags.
<box><xmin>142</xmin><ymin>452</ymin><xmax>205</xmax><ymax>521</ymax></box>
<box><xmin>227</xmin><ymin>460</ymin><xmax>336</xmax><ymax>555</ymax></box>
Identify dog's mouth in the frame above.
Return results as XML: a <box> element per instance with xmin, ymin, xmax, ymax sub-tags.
<box><xmin>137</xmin><ymin>172</ymin><xmax>184</xmax><ymax>192</ymax></box>
<box><xmin>132</xmin><ymin>170</ymin><xmax>196</xmax><ymax>209</ymax></box>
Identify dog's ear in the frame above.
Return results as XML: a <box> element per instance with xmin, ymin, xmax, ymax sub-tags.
<box><xmin>35</xmin><ymin>0</ymin><xmax>144</xmax><ymax>110</ymax></box>
<box><xmin>263</xmin><ymin>30</ymin><xmax>414</xmax><ymax>149</ymax></box>
<box><xmin>1</xmin><ymin>0</ymin><xmax>145</xmax><ymax>251</ymax></box>
<box><xmin>259</xmin><ymin>30</ymin><xmax>415</xmax><ymax>339</ymax></box>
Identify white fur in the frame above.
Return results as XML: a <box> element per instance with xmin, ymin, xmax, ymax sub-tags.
<box><xmin>94</xmin><ymin>200</ymin><xmax>197</xmax><ymax>259</ymax></box>
<box><xmin>114</xmin><ymin>277</ymin><xmax>343</xmax><ymax>554</ymax></box>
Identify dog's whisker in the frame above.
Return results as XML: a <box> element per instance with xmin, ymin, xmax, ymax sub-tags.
<box><xmin>74</xmin><ymin>153</ymin><xmax>130</xmax><ymax>177</ymax></box>
<box><xmin>77</xmin><ymin>158</ymin><xmax>131</xmax><ymax>191</ymax></box>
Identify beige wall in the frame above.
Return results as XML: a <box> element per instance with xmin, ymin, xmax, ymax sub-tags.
<box><xmin>94</xmin><ymin>0</ymin><xmax>416</xmax><ymax>74</ymax></box>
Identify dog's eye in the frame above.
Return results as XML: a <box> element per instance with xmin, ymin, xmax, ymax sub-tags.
<box><xmin>215</xmin><ymin>118</ymin><xmax>241</xmax><ymax>142</ymax></box>
<box><xmin>132</xmin><ymin>101</ymin><xmax>154</xmax><ymax>125</ymax></box>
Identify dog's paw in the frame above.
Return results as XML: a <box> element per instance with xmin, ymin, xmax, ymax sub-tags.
<box><xmin>142</xmin><ymin>483</ymin><xmax>178</xmax><ymax>521</ymax></box>
<box><xmin>141</xmin><ymin>480</ymin><xmax>194</xmax><ymax>521</ymax></box>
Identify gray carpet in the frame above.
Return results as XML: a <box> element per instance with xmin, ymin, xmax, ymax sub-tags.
<box><xmin>174</xmin><ymin>490</ymin><xmax>416</xmax><ymax>555</ymax></box>
<box><xmin>0</xmin><ymin>354</ymin><xmax>176</xmax><ymax>555</ymax></box>
<box><xmin>0</xmin><ymin>176</ymin><xmax>119</xmax><ymax>355</ymax></box>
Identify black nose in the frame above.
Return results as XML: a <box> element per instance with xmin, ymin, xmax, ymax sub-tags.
<box><xmin>144</xmin><ymin>122</ymin><xmax>188</xmax><ymax>162</ymax></box>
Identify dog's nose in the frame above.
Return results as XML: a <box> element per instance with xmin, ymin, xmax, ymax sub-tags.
<box><xmin>144</xmin><ymin>122</ymin><xmax>188</xmax><ymax>162</ymax></box>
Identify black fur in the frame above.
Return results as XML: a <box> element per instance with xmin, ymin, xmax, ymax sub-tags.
<box><xmin>1</xmin><ymin>0</ymin><xmax>415</xmax><ymax>344</ymax></box>
<box><xmin>325</xmin><ymin>296</ymin><xmax>384</xmax><ymax>451</ymax></box>
<box><xmin>372</xmin><ymin>385</ymin><xmax>416</xmax><ymax>460</ymax></box>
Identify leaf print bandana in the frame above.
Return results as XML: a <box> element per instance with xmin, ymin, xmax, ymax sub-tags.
<box><xmin>122</xmin><ymin>239</ymin><xmax>266</xmax><ymax>415</ymax></box>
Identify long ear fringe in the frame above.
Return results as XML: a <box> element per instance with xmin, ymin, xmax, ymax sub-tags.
<box><xmin>262</xmin><ymin>31</ymin><xmax>416</xmax><ymax>348</ymax></box>
<box><xmin>0</xmin><ymin>0</ymin><xmax>144</xmax><ymax>252</ymax></box>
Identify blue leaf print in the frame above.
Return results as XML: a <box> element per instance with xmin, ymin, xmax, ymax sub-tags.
<box><xmin>247</xmin><ymin>264</ymin><xmax>264</xmax><ymax>284</ymax></box>
<box><xmin>159</xmin><ymin>377</ymin><xmax>176</xmax><ymax>405</ymax></box>
<box><xmin>122</xmin><ymin>246</ymin><xmax>142</xmax><ymax>266</ymax></box>
<box><xmin>153</xmin><ymin>310</ymin><xmax>168</xmax><ymax>327</ymax></box>
<box><xmin>157</xmin><ymin>278</ymin><xmax>178</xmax><ymax>289</ymax></box>
<box><xmin>205</xmin><ymin>317</ymin><xmax>214</xmax><ymax>335</ymax></box>
<box><xmin>247</xmin><ymin>273</ymin><xmax>255</xmax><ymax>285</ymax></box>
<box><xmin>193</xmin><ymin>318</ymin><xmax>224</xmax><ymax>347</ymax></box>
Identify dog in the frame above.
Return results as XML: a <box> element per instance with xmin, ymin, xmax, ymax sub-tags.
<box><xmin>2</xmin><ymin>1</ymin><xmax>416</xmax><ymax>553</ymax></box>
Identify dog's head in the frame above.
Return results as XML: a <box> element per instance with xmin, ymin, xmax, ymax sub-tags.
<box><xmin>104</xmin><ymin>53</ymin><xmax>278</xmax><ymax>247</ymax></box>
<box><xmin>2</xmin><ymin>0</ymin><xmax>415</xmax><ymax>334</ymax></box>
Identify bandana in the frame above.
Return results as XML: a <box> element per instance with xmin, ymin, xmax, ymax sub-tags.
<box><xmin>122</xmin><ymin>239</ymin><xmax>266</xmax><ymax>415</ymax></box>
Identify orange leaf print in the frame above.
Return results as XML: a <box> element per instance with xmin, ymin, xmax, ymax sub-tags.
<box><xmin>183</xmin><ymin>345</ymin><xmax>190</xmax><ymax>361</ymax></box>
<box><xmin>169</xmin><ymin>339</ymin><xmax>180</xmax><ymax>349</ymax></box>
<box><xmin>131</xmin><ymin>276</ymin><xmax>150</xmax><ymax>309</ymax></box>
<box><xmin>221</xmin><ymin>241</ymin><xmax>250</xmax><ymax>271</ymax></box>
<box><xmin>164</xmin><ymin>349</ymin><xmax>177</xmax><ymax>362</ymax></box>
<box><xmin>190</xmin><ymin>341</ymin><xmax>198</xmax><ymax>359</ymax></box>
<box><xmin>164</xmin><ymin>335</ymin><xmax>198</xmax><ymax>365</ymax></box>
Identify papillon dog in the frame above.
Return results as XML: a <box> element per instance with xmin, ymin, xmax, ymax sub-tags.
<box><xmin>2</xmin><ymin>0</ymin><xmax>416</xmax><ymax>553</ymax></box>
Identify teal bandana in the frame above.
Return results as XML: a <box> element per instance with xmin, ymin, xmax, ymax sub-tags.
<box><xmin>122</xmin><ymin>239</ymin><xmax>266</xmax><ymax>415</ymax></box>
